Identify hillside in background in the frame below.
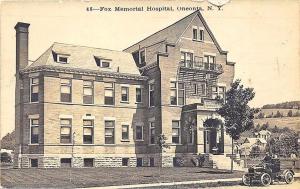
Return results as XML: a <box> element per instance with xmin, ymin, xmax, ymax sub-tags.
<box><xmin>262</xmin><ymin>101</ymin><xmax>300</xmax><ymax>109</ymax></box>
<box><xmin>253</xmin><ymin>102</ymin><xmax>300</xmax><ymax>132</ymax></box>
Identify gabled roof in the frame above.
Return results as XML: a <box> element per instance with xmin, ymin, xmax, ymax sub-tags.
<box><xmin>123</xmin><ymin>10</ymin><xmax>227</xmax><ymax>54</ymax></box>
<box><xmin>242</xmin><ymin>137</ymin><xmax>267</xmax><ymax>148</ymax></box>
<box><xmin>25</xmin><ymin>42</ymin><xmax>141</xmax><ymax>75</ymax></box>
<box><xmin>258</xmin><ymin>130</ymin><xmax>272</xmax><ymax>136</ymax></box>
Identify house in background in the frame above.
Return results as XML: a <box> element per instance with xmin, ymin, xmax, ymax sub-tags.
<box><xmin>255</xmin><ymin>130</ymin><xmax>271</xmax><ymax>141</ymax></box>
<box><xmin>14</xmin><ymin>10</ymin><xmax>236</xmax><ymax>168</ymax></box>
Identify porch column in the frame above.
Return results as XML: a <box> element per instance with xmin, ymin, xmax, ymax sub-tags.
<box><xmin>196</xmin><ymin>117</ymin><xmax>205</xmax><ymax>153</ymax></box>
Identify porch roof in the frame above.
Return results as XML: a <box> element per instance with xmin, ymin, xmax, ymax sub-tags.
<box><xmin>182</xmin><ymin>99</ymin><xmax>222</xmax><ymax>112</ymax></box>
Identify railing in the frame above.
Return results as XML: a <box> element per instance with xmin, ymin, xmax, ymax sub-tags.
<box><xmin>179</xmin><ymin>61</ymin><xmax>223</xmax><ymax>74</ymax></box>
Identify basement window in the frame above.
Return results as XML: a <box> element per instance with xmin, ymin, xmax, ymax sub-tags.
<box><xmin>122</xmin><ymin>158</ymin><xmax>129</xmax><ymax>166</ymax></box>
<box><xmin>84</xmin><ymin>158</ymin><xmax>94</xmax><ymax>167</ymax></box>
<box><xmin>30</xmin><ymin>159</ymin><xmax>38</xmax><ymax>168</ymax></box>
<box><xmin>61</xmin><ymin>158</ymin><xmax>72</xmax><ymax>168</ymax></box>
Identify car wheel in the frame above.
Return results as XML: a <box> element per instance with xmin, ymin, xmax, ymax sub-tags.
<box><xmin>242</xmin><ymin>174</ymin><xmax>251</xmax><ymax>186</ymax></box>
<box><xmin>284</xmin><ymin>170</ymin><xmax>294</xmax><ymax>184</ymax></box>
<box><xmin>261</xmin><ymin>173</ymin><xmax>271</xmax><ymax>186</ymax></box>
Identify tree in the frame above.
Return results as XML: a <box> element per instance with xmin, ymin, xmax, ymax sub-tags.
<box><xmin>260</xmin><ymin>122</ymin><xmax>269</xmax><ymax>130</ymax></box>
<box><xmin>271</xmin><ymin>125</ymin><xmax>279</xmax><ymax>133</ymax></box>
<box><xmin>287</xmin><ymin>110</ymin><xmax>293</xmax><ymax>117</ymax></box>
<box><xmin>254</xmin><ymin>124</ymin><xmax>261</xmax><ymax>132</ymax></box>
<box><xmin>0</xmin><ymin>130</ymin><xmax>15</xmax><ymax>150</ymax></box>
<box><xmin>274</xmin><ymin>110</ymin><xmax>283</xmax><ymax>118</ymax></box>
<box><xmin>257</xmin><ymin>112</ymin><xmax>265</xmax><ymax>119</ymax></box>
<box><xmin>294</xmin><ymin>111</ymin><xmax>300</xmax><ymax>117</ymax></box>
<box><xmin>157</xmin><ymin>134</ymin><xmax>170</xmax><ymax>167</ymax></box>
<box><xmin>250</xmin><ymin>145</ymin><xmax>261</xmax><ymax>158</ymax></box>
<box><xmin>217</xmin><ymin>79</ymin><xmax>257</xmax><ymax>172</ymax></box>
<box><xmin>0</xmin><ymin>152</ymin><xmax>12</xmax><ymax>163</ymax></box>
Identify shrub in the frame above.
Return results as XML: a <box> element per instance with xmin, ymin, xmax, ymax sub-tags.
<box><xmin>0</xmin><ymin>152</ymin><xmax>12</xmax><ymax>163</ymax></box>
<box><xmin>287</xmin><ymin>110</ymin><xmax>293</xmax><ymax>117</ymax></box>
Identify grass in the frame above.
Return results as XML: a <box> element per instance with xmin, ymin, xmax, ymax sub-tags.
<box><xmin>0</xmin><ymin>167</ymin><xmax>243</xmax><ymax>188</ymax></box>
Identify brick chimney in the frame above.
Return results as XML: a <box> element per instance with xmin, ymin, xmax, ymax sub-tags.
<box><xmin>15</xmin><ymin>22</ymin><xmax>30</xmax><ymax>71</ymax></box>
<box><xmin>14</xmin><ymin>22</ymin><xmax>30</xmax><ymax>168</ymax></box>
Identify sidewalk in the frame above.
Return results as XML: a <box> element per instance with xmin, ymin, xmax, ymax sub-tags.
<box><xmin>83</xmin><ymin>173</ymin><xmax>300</xmax><ymax>189</ymax></box>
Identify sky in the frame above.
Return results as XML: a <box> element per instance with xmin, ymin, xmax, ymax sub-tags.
<box><xmin>1</xmin><ymin>0</ymin><xmax>299</xmax><ymax>137</ymax></box>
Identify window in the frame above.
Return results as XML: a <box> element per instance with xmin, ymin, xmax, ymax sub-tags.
<box><xmin>218</xmin><ymin>86</ymin><xmax>226</xmax><ymax>101</ymax></box>
<box><xmin>122</xmin><ymin>125</ymin><xmax>129</xmax><ymax>140</ymax></box>
<box><xmin>188</xmin><ymin>129</ymin><xmax>194</xmax><ymax>144</ymax></box>
<box><xmin>172</xmin><ymin>121</ymin><xmax>180</xmax><ymax>144</ymax></box>
<box><xmin>105</xmin><ymin>120</ymin><xmax>115</xmax><ymax>144</ymax></box>
<box><xmin>30</xmin><ymin>159</ymin><xmax>38</xmax><ymax>168</ymax></box>
<box><xmin>140</xmin><ymin>50</ymin><xmax>145</xmax><ymax>64</ymax></box>
<box><xmin>136</xmin><ymin>88</ymin><xmax>142</xmax><ymax>103</ymax></box>
<box><xmin>181</xmin><ymin>52</ymin><xmax>193</xmax><ymax>68</ymax></box>
<box><xmin>60</xmin><ymin>119</ymin><xmax>72</xmax><ymax>143</ymax></box>
<box><xmin>192</xmin><ymin>83</ymin><xmax>198</xmax><ymax>94</ymax></box>
<box><xmin>95</xmin><ymin>57</ymin><xmax>111</xmax><ymax>68</ymax></box>
<box><xmin>211</xmin><ymin>86</ymin><xmax>226</xmax><ymax>100</ymax></box>
<box><xmin>149</xmin><ymin>83</ymin><xmax>155</xmax><ymax>107</ymax></box>
<box><xmin>83</xmin><ymin>120</ymin><xmax>93</xmax><ymax>144</ymax></box>
<box><xmin>193</xmin><ymin>28</ymin><xmax>198</xmax><ymax>40</ymax></box>
<box><xmin>30</xmin><ymin>119</ymin><xmax>39</xmax><ymax>144</ymax></box>
<box><xmin>60</xmin><ymin>79</ymin><xmax>72</xmax><ymax>102</ymax></box>
<box><xmin>30</xmin><ymin>78</ymin><xmax>39</xmax><ymax>102</ymax></box>
<box><xmin>200</xmin><ymin>83</ymin><xmax>206</xmax><ymax>96</ymax></box>
<box><xmin>122</xmin><ymin>158</ymin><xmax>129</xmax><ymax>166</ymax></box>
<box><xmin>204</xmin><ymin>55</ymin><xmax>216</xmax><ymax>70</ymax></box>
<box><xmin>170</xmin><ymin>82</ymin><xmax>177</xmax><ymax>105</ymax></box>
<box><xmin>170</xmin><ymin>82</ymin><xmax>185</xmax><ymax>106</ymax></box>
<box><xmin>133</xmin><ymin>51</ymin><xmax>140</xmax><ymax>64</ymax></box>
<box><xmin>83</xmin><ymin>81</ymin><xmax>93</xmax><ymax>104</ymax></box>
<box><xmin>57</xmin><ymin>54</ymin><xmax>69</xmax><ymax>64</ymax></box>
<box><xmin>104</xmin><ymin>82</ymin><xmax>114</xmax><ymax>105</ymax></box>
<box><xmin>178</xmin><ymin>83</ymin><xmax>185</xmax><ymax>106</ymax></box>
<box><xmin>61</xmin><ymin>158</ymin><xmax>71</xmax><ymax>168</ymax></box>
<box><xmin>101</xmin><ymin>61</ymin><xmax>110</xmax><ymax>68</ymax></box>
<box><xmin>121</xmin><ymin>86</ymin><xmax>129</xmax><ymax>102</ymax></box>
<box><xmin>212</xmin><ymin>86</ymin><xmax>218</xmax><ymax>99</ymax></box>
<box><xmin>137</xmin><ymin>158</ymin><xmax>143</xmax><ymax>167</ymax></box>
<box><xmin>199</xmin><ymin>29</ymin><xmax>204</xmax><ymax>41</ymax></box>
<box><xmin>136</xmin><ymin>125</ymin><xmax>143</xmax><ymax>140</ymax></box>
<box><xmin>84</xmin><ymin>158</ymin><xmax>94</xmax><ymax>167</ymax></box>
<box><xmin>150</xmin><ymin>157</ymin><xmax>155</xmax><ymax>167</ymax></box>
<box><xmin>149</xmin><ymin>122</ymin><xmax>155</xmax><ymax>144</ymax></box>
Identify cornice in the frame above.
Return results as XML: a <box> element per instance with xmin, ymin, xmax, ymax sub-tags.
<box><xmin>20</xmin><ymin>65</ymin><xmax>148</xmax><ymax>81</ymax></box>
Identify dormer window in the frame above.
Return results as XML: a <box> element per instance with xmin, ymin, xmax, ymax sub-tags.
<box><xmin>132</xmin><ymin>49</ymin><xmax>146</xmax><ymax>66</ymax></box>
<box><xmin>140</xmin><ymin>49</ymin><xmax>145</xmax><ymax>64</ymax></box>
<box><xmin>95</xmin><ymin>57</ymin><xmax>111</xmax><ymax>68</ymax></box>
<box><xmin>57</xmin><ymin>54</ymin><xmax>69</xmax><ymax>64</ymax></box>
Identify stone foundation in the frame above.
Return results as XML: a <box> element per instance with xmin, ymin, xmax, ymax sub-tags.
<box><xmin>16</xmin><ymin>153</ymin><xmax>215</xmax><ymax>168</ymax></box>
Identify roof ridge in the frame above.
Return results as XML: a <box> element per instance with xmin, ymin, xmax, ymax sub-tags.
<box><xmin>52</xmin><ymin>42</ymin><xmax>130</xmax><ymax>54</ymax></box>
<box><xmin>123</xmin><ymin>10</ymin><xmax>199</xmax><ymax>51</ymax></box>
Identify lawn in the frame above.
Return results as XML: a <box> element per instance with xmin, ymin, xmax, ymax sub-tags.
<box><xmin>0</xmin><ymin>167</ymin><xmax>243</xmax><ymax>188</ymax></box>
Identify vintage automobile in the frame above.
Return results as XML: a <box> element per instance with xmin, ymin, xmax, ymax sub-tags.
<box><xmin>242</xmin><ymin>157</ymin><xmax>294</xmax><ymax>186</ymax></box>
